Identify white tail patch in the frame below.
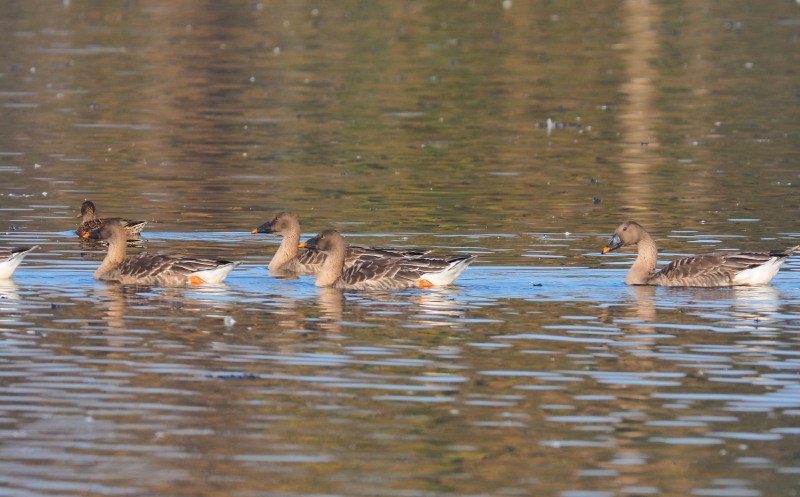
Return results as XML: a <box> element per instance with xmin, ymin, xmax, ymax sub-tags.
<box><xmin>733</xmin><ymin>256</ymin><xmax>787</xmax><ymax>286</ymax></box>
<box><xmin>0</xmin><ymin>246</ymin><xmax>38</xmax><ymax>279</ymax></box>
<box><xmin>419</xmin><ymin>257</ymin><xmax>474</xmax><ymax>286</ymax></box>
<box><xmin>190</xmin><ymin>262</ymin><xmax>240</xmax><ymax>284</ymax></box>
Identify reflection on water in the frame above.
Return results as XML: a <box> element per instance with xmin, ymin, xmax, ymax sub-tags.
<box><xmin>315</xmin><ymin>287</ymin><xmax>345</xmax><ymax>333</ymax></box>
<box><xmin>3</xmin><ymin>255</ymin><xmax>800</xmax><ymax>496</ymax></box>
<box><xmin>617</xmin><ymin>0</ymin><xmax>663</xmax><ymax>216</ymax></box>
<box><xmin>617</xmin><ymin>284</ymin><xmax>785</xmax><ymax>329</ymax></box>
<box><xmin>0</xmin><ymin>279</ymin><xmax>20</xmax><ymax>301</ymax></box>
<box><xmin>0</xmin><ymin>0</ymin><xmax>799</xmax><ymax>496</ymax></box>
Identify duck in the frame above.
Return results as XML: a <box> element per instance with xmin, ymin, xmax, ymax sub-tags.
<box><xmin>302</xmin><ymin>229</ymin><xmax>475</xmax><ymax>290</ymax></box>
<box><xmin>84</xmin><ymin>223</ymin><xmax>239</xmax><ymax>285</ymax></box>
<box><xmin>602</xmin><ymin>220</ymin><xmax>796</xmax><ymax>287</ymax></box>
<box><xmin>0</xmin><ymin>246</ymin><xmax>38</xmax><ymax>279</ymax></box>
<box><xmin>76</xmin><ymin>200</ymin><xmax>147</xmax><ymax>237</ymax></box>
<box><xmin>251</xmin><ymin>211</ymin><xmax>429</xmax><ymax>274</ymax></box>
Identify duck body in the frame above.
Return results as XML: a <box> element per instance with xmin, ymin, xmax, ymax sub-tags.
<box><xmin>86</xmin><ymin>224</ymin><xmax>238</xmax><ymax>285</ymax></box>
<box><xmin>251</xmin><ymin>211</ymin><xmax>429</xmax><ymax>275</ymax></box>
<box><xmin>603</xmin><ymin>220</ymin><xmax>795</xmax><ymax>287</ymax></box>
<box><xmin>304</xmin><ymin>229</ymin><xmax>475</xmax><ymax>290</ymax></box>
<box><xmin>0</xmin><ymin>246</ymin><xmax>38</xmax><ymax>279</ymax></box>
<box><xmin>76</xmin><ymin>200</ymin><xmax>147</xmax><ymax>237</ymax></box>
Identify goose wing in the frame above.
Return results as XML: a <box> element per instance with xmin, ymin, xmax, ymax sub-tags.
<box><xmin>0</xmin><ymin>246</ymin><xmax>36</xmax><ymax>262</ymax></box>
<box><xmin>337</xmin><ymin>255</ymin><xmax>473</xmax><ymax>290</ymax></box>
<box><xmin>295</xmin><ymin>244</ymin><xmax>430</xmax><ymax>272</ymax></box>
<box><xmin>115</xmin><ymin>254</ymin><xmax>234</xmax><ymax>280</ymax></box>
<box><xmin>0</xmin><ymin>246</ymin><xmax>38</xmax><ymax>278</ymax></box>
<box><xmin>651</xmin><ymin>250</ymin><xmax>791</xmax><ymax>287</ymax></box>
<box><xmin>347</xmin><ymin>244</ymin><xmax>430</xmax><ymax>259</ymax></box>
<box><xmin>296</xmin><ymin>248</ymin><xmax>327</xmax><ymax>267</ymax></box>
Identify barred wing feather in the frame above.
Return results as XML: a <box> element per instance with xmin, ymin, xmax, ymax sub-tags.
<box><xmin>650</xmin><ymin>250</ymin><xmax>793</xmax><ymax>287</ymax></box>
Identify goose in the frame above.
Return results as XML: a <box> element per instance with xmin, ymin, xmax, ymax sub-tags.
<box><xmin>602</xmin><ymin>220</ymin><xmax>796</xmax><ymax>287</ymax></box>
<box><xmin>76</xmin><ymin>200</ymin><xmax>147</xmax><ymax>237</ymax></box>
<box><xmin>251</xmin><ymin>211</ymin><xmax>429</xmax><ymax>274</ymax></box>
<box><xmin>0</xmin><ymin>246</ymin><xmax>38</xmax><ymax>279</ymax></box>
<box><xmin>84</xmin><ymin>223</ymin><xmax>238</xmax><ymax>285</ymax></box>
<box><xmin>303</xmin><ymin>229</ymin><xmax>475</xmax><ymax>290</ymax></box>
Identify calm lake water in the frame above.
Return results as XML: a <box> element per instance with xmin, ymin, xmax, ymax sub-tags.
<box><xmin>1</xmin><ymin>1</ymin><xmax>800</xmax><ymax>496</ymax></box>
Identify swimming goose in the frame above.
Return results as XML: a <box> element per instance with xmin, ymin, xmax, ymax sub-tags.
<box><xmin>602</xmin><ymin>220</ymin><xmax>796</xmax><ymax>287</ymax></box>
<box><xmin>251</xmin><ymin>211</ymin><xmax>429</xmax><ymax>274</ymax></box>
<box><xmin>76</xmin><ymin>200</ymin><xmax>147</xmax><ymax>237</ymax></box>
<box><xmin>303</xmin><ymin>229</ymin><xmax>475</xmax><ymax>290</ymax></box>
<box><xmin>84</xmin><ymin>223</ymin><xmax>239</xmax><ymax>285</ymax></box>
<box><xmin>0</xmin><ymin>246</ymin><xmax>38</xmax><ymax>279</ymax></box>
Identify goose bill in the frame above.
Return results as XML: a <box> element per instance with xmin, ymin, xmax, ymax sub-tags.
<box><xmin>301</xmin><ymin>236</ymin><xmax>319</xmax><ymax>250</ymax></box>
<box><xmin>602</xmin><ymin>234</ymin><xmax>622</xmax><ymax>254</ymax></box>
<box><xmin>251</xmin><ymin>222</ymin><xmax>272</xmax><ymax>234</ymax></box>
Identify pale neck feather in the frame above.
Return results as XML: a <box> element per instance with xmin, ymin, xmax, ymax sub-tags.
<box><xmin>315</xmin><ymin>243</ymin><xmax>346</xmax><ymax>287</ymax></box>
<box><xmin>627</xmin><ymin>232</ymin><xmax>659</xmax><ymax>285</ymax></box>
<box><xmin>96</xmin><ymin>229</ymin><xmax>127</xmax><ymax>279</ymax></box>
<box><xmin>268</xmin><ymin>226</ymin><xmax>301</xmax><ymax>271</ymax></box>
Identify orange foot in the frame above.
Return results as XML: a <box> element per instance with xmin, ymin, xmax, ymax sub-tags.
<box><xmin>190</xmin><ymin>275</ymin><xmax>207</xmax><ymax>286</ymax></box>
<box><xmin>419</xmin><ymin>279</ymin><xmax>434</xmax><ymax>288</ymax></box>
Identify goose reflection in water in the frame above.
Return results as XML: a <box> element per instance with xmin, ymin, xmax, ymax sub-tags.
<box><xmin>0</xmin><ymin>280</ymin><xmax>20</xmax><ymax>314</ymax></box>
<box><xmin>328</xmin><ymin>287</ymin><xmax>470</xmax><ymax>328</ymax></box>
<box><xmin>94</xmin><ymin>281</ymin><xmax>240</xmax><ymax>331</ymax></box>
<box><xmin>613</xmin><ymin>284</ymin><xmax>784</xmax><ymax>336</ymax></box>
<box><xmin>316</xmin><ymin>287</ymin><xmax>346</xmax><ymax>334</ymax></box>
<box><xmin>94</xmin><ymin>285</ymin><xmax>129</xmax><ymax>329</ymax></box>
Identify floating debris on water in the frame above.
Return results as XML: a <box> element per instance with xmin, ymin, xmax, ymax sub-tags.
<box><xmin>536</xmin><ymin>118</ymin><xmax>582</xmax><ymax>130</ymax></box>
<box><xmin>208</xmin><ymin>373</ymin><xmax>261</xmax><ymax>380</ymax></box>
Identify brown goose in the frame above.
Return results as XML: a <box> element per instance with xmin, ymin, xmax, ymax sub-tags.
<box><xmin>0</xmin><ymin>246</ymin><xmax>38</xmax><ymax>279</ymax></box>
<box><xmin>76</xmin><ymin>200</ymin><xmax>147</xmax><ymax>237</ymax></box>
<box><xmin>251</xmin><ymin>211</ymin><xmax>429</xmax><ymax>274</ymax></box>
<box><xmin>602</xmin><ymin>220</ymin><xmax>796</xmax><ymax>287</ymax></box>
<box><xmin>303</xmin><ymin>229</ymin><xmax>475</xmax><ymax>290</ymax></box>
<box><xmin>84</xmin><ymin>223</ymin><xmax>239</xmax><ymax>285</ymax></box>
